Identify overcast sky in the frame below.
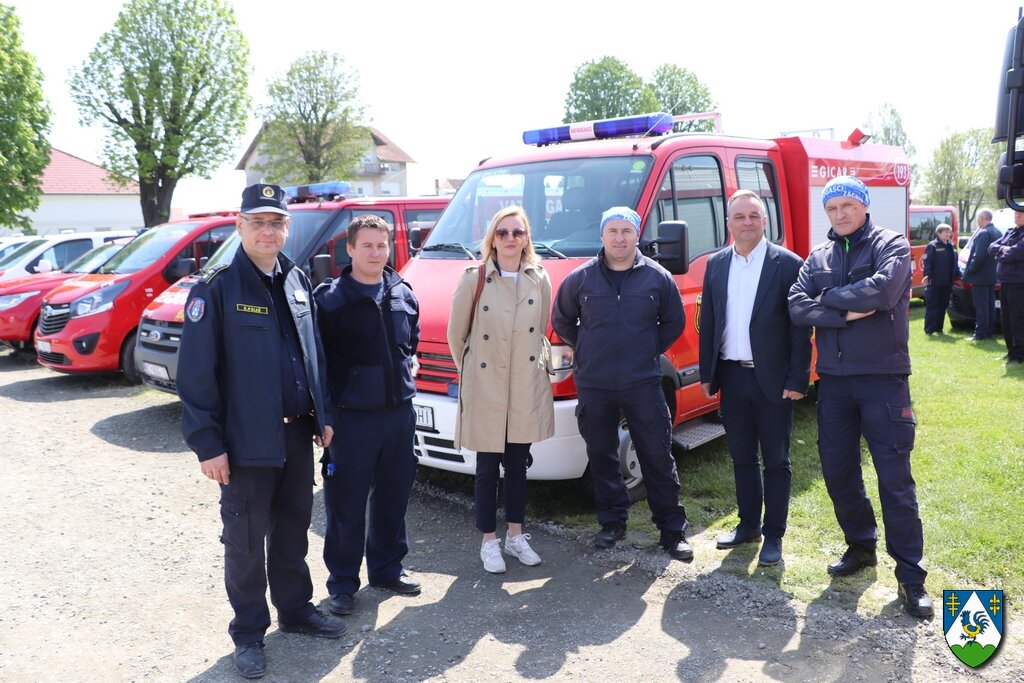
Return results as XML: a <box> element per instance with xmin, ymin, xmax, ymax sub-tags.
<box><xmin>10</xmin><ymin>0</ymin><xmax>1019</xmax><ymax>214</ymax></box>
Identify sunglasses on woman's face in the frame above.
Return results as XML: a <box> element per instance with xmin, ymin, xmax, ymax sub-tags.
<box><xmin>496</xmin><ymin>228</ymin><xmax>527</xmax><ymax>240</ymax></box>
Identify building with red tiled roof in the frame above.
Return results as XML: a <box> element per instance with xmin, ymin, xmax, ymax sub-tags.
<box><xmin>236</xmin><ymin>126</ymin><xmax>417</xmax><ymax>197</ymax></box>
<box><xmin>22</xmin><ymin>149</ymin><xmax>143</xmax><ymax>234</ymax></box>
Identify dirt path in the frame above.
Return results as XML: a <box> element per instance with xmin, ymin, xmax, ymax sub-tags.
<box><xmin>0</xmin><ymin>349</ymin><xmax>1019</xmax><ymax>682</ymax></box>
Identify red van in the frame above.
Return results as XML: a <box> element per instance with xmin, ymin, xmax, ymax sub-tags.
<box><xmin>908</xmin><ymin>205</ymin><xmax>959</xmax><ymax>299</ymax></box>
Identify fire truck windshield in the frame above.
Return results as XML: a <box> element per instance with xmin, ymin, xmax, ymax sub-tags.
<box><xmin>421</xmin><ymin>156</ymin><xmax>653</xmax><ymax>259</ymax></box>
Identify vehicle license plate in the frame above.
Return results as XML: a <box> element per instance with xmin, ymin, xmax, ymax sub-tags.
<box><xmin>414</xmin><ymin>404</ymin><xmax>434</xmax><ymax>430</ymax></box>
<box><xmin>142</xmin><ymin>362</ymin><xmax>170</xmax><ymax>381</ymax></box>
<box><xmin>36</xmin><ymin>340</ymin><xmax>51</xmax><ymax>353</ymax></box>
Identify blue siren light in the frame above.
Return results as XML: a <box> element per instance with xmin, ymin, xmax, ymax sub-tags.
<box><xmin>283</xmin><ymin>180</ymin><xmax>352</xmax><ymax>199</ymax></box>
<box><xmin>523</xmin><ymin>112</ymin><xmax>673</xmax><ymax>146</ymax></box>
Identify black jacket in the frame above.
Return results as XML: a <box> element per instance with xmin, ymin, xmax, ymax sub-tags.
<box><xmin>699</xmin><ymin>241</ymin><xmax>812</xmax><ymax>403</ymax></box>
<box><xmin>552</xmin><ymin>249</ymin><xmax>684</xmax><ymax>390</ymax></box>
<box><xmin>314</xmin><ymin>265</ymin><xmax>419</xmax><ymax>411</ymax></box>
<box><xmin>179</xmin><ymin>248</ymin><xmax>330</xmax><ymax>465</ymax></box>
<box><xmin>788</xmin><ymin>218</ymin><xmax>913</xmax><ymax>376</ymax></box>
<box><xmin>964</xmin><ymin>223</ymin><xmax>1001</xmax><ymax>285</ymax></box>
<box><xmin>922</xmin><ymin>238</ymin><xmax>957</xmax><ymax>286</ymax></box>
<box><xmin>990</xmin><ymin>225</ymin><xmax>1024</xmax><ymax>284</ymax></box>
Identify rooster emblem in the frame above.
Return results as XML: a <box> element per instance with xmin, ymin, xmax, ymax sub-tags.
<box><xmin>960</xmin><ymin>610</ymin><xmax>990</xmax><ymax>643</ymax></box>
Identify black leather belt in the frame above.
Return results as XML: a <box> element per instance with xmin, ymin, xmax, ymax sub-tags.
<box><xmin>724</xmin><ymin>359</ymin><xmax>755</xmax><ymax>368</ymax></box>
<box><xmin>283</xmin><ymin>412</ymin><xmax>312</xmax><ymax>423</ymax></box>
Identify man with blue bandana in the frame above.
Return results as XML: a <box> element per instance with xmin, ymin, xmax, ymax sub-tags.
<box><xmin>788</xmin><ymin>176</ymin><xmax>932</xmax><ymax>618</ymax></box>
<box><xmin>552</xmin><ymin>206</ymin><xmax>692</xmax><ymax>561</ymax></box>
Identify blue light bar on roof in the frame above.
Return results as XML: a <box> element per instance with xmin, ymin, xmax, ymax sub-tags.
<box><xmin>523</xmin><ymin>112</ymin><xmax>673</xmax><ymax>146</ymax></box>
<box><xmin>282</xmin><ymin>181</ymin><xmax>351</xmax><ymax>200</ymax></box>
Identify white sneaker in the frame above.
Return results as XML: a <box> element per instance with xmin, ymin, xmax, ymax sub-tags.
<box><xmin>504</xmin><ymin>532</ymin><xmax>542</xmax><ymax>566</ymax></box>
<box><xmin>480</xmin><ymin>538</ymin><xmax>506</xmax><ymax>573</ymax></box>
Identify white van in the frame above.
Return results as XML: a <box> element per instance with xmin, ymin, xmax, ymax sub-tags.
<box><xmin>0</xmin><ymin>231</ymin><xmax>137</xmax><ymax>283</ymax></box>
<box><xmin>0</xmin><ymin>236</ymin><xmax>35</xmax><ymax>262</ymax></box>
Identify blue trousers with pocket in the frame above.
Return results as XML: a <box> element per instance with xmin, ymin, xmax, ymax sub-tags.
<box><xmin>323</xmin><ymin>402</ymin><xmax>417</xmax><ymax>597</ymax></box>
<box><xmin>219</xmin><ymin>417</ymin><xmax>316</xmax><ymax>646</ymax></box>
<box><xmin>816</xmin><ymin>374</ymin><xmax>927</xmax><ymax>584</ymax></box>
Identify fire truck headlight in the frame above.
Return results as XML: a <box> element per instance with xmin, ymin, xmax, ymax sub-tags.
<box><xmin>549</xmin><ymin>343</ymin><xmax>574</xmax><ymax>383</ymax></box>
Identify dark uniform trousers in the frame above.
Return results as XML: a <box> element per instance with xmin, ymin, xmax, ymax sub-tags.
<box><xmin>924</xmin><ymin>285</ymin><xmax>952</xmax><ymax>334</ymax></box>
<box><xmin>816</xmin><ymin>374</ymin><xmax>927</xmax><ymax>584</ymax></box>
<box><xmin>973</xmin><ymin>285</ymin><xmax>997</xmax><ymax>339</ymax></box>
<box><xmin>323</xmin><ymin>401</ymin><xmax>417</xmax><ymax>598</ymax></box>
<box><xmin>718</xmin><ymin>361</ymin><xmax>793</xmax><ymax>539</ymax></box>
<box><xmin>220</xmin><ymin>417</ymin><xmax>316</xmax><ymax>646</ymax></box>
<box><xmin>1000</xmin><ymin>282</ymin><xmax>1024</xmax><ymax>362</ymax></box>
<box><xmin>576</xmin><ymin>381</ymin><xmax>688</xmax><ymax>532</ymax></box>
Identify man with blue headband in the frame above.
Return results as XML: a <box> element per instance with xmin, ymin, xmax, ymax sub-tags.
<box><xmin>788</xmin><ymin>176</ymin><xmax>932</xmax><ymax>618</ymax></box>
<box><xmin>553</xmin><ymin>206</ymin><xmax>692</xmax><ymax>561</ymax></box>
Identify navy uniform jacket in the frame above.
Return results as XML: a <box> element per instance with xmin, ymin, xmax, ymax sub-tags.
<box><xmin>552</xmin><ymin>248</ymin><xmax>684</xmax><ymax>390</ymax></box>
<box><xmin>314</xmin><ymin>265</ymin><xmax>419</xmax><ymax>411</ymax></box>
<box><xmin>964</xmin><ymin>223</ymin><xmax>1001</xmax><ymax>285</ymax></box>
<box><xmin>179</xmin><ymin>248</ymin><xmax>331</xmax><ymax>465</ymax></box>
<box><xmin>922</xmin><ymin>238</ymin><xmax>957</xmax><ymax>286</ymax></box>
<box><xmin>788</xmin><ymin>218</ymin><xmax>913</xmax><ymax>376</ymax></box>
<box><xmin>699</xmin><ymin>241</ymin><xmax>812</xmax><ymax>403</ymax></box>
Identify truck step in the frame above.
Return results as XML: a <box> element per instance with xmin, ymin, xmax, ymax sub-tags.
<box><xmin>672</xmin><ymin>418</ymin><xmax>726</xmax><ymax>451</ymax></box>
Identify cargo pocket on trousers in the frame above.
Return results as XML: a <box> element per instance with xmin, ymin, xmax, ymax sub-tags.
<box><xmin>219</xmin><ymin>490</ymin><xmax>250</xmax><ymax>554</ymax></box>
<box><xmin>887</xmin><ymin>405</ymin><xmax>917</xmax><ymax>453</ymax></box>
<box><xmin>574</xmin><ymin>401</ymin><xmax>585</xmax><ymax>433</ymax></box>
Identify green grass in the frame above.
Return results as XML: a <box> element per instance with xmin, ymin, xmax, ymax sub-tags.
<box><xmin>418</xmin><ymin>300</ymin><xmax>1024</xmax><ymax>614</ymax></box>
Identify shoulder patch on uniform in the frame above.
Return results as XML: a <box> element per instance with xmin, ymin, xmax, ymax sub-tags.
<box><xmin>186</xmin><ymin>297</ymin><xmax>206</xmax><ymax>322</ymax></box>
<box><xmin>199</xmin><ymin>263</ymin><xmax>230</xmax><ymax>284</ymax></box>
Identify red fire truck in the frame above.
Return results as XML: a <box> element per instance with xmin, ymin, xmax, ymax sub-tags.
<box><xmin>135</xmin><ymin>195</ymin><xmax>448</xmax><ymax>394</ymax></box>
<box><xmin>404</xmin><ymin>113</ymin><xmax>911</xmax><ymax>501</ymax></box>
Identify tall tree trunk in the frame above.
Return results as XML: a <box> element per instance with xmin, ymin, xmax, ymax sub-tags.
<box><xmin>138</xmin><ymin>178</ymin><xmax>177</xmax><ymax>227</ymax></box>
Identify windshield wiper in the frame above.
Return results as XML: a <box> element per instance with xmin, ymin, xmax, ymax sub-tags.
<box><xmin>533</xmin><ymin>243</ymin><xmax>567</xmax><ymax>259</ymax></box>
<box><xmin>421</xmin><ymin>242</ymin><xmax>477</xmax><ymax>258</ymax></box>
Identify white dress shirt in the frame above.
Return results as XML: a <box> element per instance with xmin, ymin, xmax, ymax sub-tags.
<box><xmin>721</xmin><ymin>238</ymin><xmax>767</xmax><ymax>362</ymax></box>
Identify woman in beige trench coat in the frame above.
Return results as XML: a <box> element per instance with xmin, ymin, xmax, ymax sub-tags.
<box><xmin>447</xmin><ymin>206</ymin><xmax>555</xmax><ymax>574</ymax></box>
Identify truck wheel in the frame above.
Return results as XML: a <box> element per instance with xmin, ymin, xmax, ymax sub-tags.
<box><xmin>580</xmin><ymin>419</ymin><xmax>648</xmax><ymax>506</ymax></box>
<box><xmin>120</xmin><ymin>331</ymin><xmax>142</xmax><ymax>384</ymax></box>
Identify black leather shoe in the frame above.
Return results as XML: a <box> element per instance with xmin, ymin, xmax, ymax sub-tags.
<box><xmin>899</xmin><ymin>582</ymin><xmax>934</xmax><ymax>618</ymax></box>
<box><xmin>278</xmin><ymin>608</ymin><xmax>346</xmax><ymax>639</ymax></box>
<box><xmin>827</xmin><ymin>545</ymin><xmax>877</xmax><ymax>577</ymax></box>
<box><xmin>716</xmin><ymin>525</ymin><xmax>763</xmax><ymax>549</ymax></box>
<box><xmin>592</xmin><ymin>522</ymin><xmax>627</xmax><ymax>549</ymax></box>
<box><xmin>328</xmin><ymin>593</ymin><xmax>354</xmax><ymax>616</ymax></box>
<box><xmin>660</xmin><ymin>530</ymin><xmax>694</xmax><ymax>562</ymax></box>
<box><xmin>370</xmin><ymin>572</ymin><xmax>422</xmax><ymax>595</ymax></box>
<box><xmin>233</xmin><ymin>643</ymin><xmax>266</xmax><ymax>679</ymax></box>
<box><xmin>758</xmin><ymin>537</ymin><xmax>783</xmax><ymax>566</ymax></box>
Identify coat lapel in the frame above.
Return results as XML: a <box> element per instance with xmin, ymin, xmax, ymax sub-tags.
<box><xmin>713</xmin><ymin>253</ymin><xmax>730</xmax><ymax>320</ymax></box>
<box><xmin>751</xmin><ymin>244</ymin><xmax>779</xmax><ymax>316</ymax></box>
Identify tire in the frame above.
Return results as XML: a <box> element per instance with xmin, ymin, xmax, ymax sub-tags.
<box><xmin>579</xmin><ymin>418</ymin><xmax>648</xmax><ymax>506</ymax></box>
<box><xmin>120</xmin><ymin>330</ymin><xmax>142</xmax><ymax>384</ymax></box>
<box><xmin>16</xmin><ymin>317</ymin><xmax>39</xmax><ymax>353</ymax></box>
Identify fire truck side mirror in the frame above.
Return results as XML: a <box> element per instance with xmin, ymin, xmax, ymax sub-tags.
<box><xmin>648</xmin><ymin>220</ymin><xmax>689</xmax><ymax>275</ymax></box>
<box><xmin>994</xmin><ymin>17</ymin><xmax>1024</xmax><ymax>209</ymax></box>
<box><xmin>312</xmin><ymin>254</ymin><xmax>331</xmax><ymax>287</ymax></box>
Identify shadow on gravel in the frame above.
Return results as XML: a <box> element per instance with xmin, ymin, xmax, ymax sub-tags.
<box><xmin>0</xmin><ymin>371</ymin><xmax>142</xmax><ymax>402</ymax></box>
<box><xmin>0</xmin><ymin>349</ymin><xmax>37</xmax><ymax>371</ymax></box>
<box><xmin>91</xmin><ymin>401</ymin><xmax>186</xmax><ymax>453</ymax></box>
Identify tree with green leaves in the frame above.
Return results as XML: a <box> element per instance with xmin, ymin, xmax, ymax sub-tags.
<box><xmin>0</xmin><ymin>4</ymin><xmax>51</xmax><ymax>233</ymax></box>
<box><xmin>923</xmin><ymin>128</ymin><xmax>1000</xmax><ymax>229</ymax></box>
<box><xmin>648</xmin><ymin>64</ymin><xmax>715</xmax><ymax>132</ymax></box>
<box><xmin>69</xmin><ymin>0</ymin><xmax>249</xmax><ymax>227</ymax></box>
<box><xmin>863</xmin><ymin>103</ymin><xmax>919</xmax><ymax>187</ymax></box>
<box><xmin>563</xmin><ymin>57</ymin><xmax>659</xmax><ymax>123</ymax></box>
<box><xmin>253</xmin><ymin>51</ymin><xmax>371</xmax><ymax>185</ymax></box>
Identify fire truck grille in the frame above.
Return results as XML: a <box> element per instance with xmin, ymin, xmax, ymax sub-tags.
<box><xmin>38</xmin><ymin>304</ymin><xmax>71</xmax><ymax>336</ymax></box>
<box><xmin>139</xmin><ymin>319</ymin><xmax>183</xmax><ymax>352</ymax></box>
<box><xmin>414</xmin><ymin>435</ymin><xmax>465</xmax><ymax>464</ymax></box>
<box><xmin>415</xmin><ymin>350</ymin><xmax>457</xmax><ymax>388</ymax></box>
<box><xmin>37</xmin><ymin>351</ymin><xmax>70</xmax><ymax>366</ymax></box>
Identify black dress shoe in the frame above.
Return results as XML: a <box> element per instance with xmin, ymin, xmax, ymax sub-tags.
<box><xmin>660</xmin><ymin>530</ymin><xmax>694</xmax><ymax>562</ymax></box>
<box><xmin>716</xmin><ymin>525</ymin><xmax>763</xmax><ymax>549</ymax></box>
<box><xmin>370</xmin><ymin>572</ymin><xmax>422</xmax><ymax>595</ymax></box>
<box><xmin>233</xmin><ymin>643</ymin><xmax>266</xmax><ymax>679</ymax></box>
<box><xmin>592</xmin><ymin>522</ymin><xmax>627</xmax><ymax>549</ymax></box>
<box><xmin>278</xmin><ymin>608</ymin><xmax>346</xmax><ymax>639</ymax></box>
<box><xmin>899</xmin><ymin>582</ymin><xmax>934</xmax><ymax>618</ymax></box>
<box><xmin>328</xmin><ymin>593</ymin><xmax>354</xmax><ymax>616</ymax></box>
<box><xmin>827</xmin><ymin>545</ymin><xmax>877</xmax><ymax>577</ymax></box>
<box><xmin>758</xmin><ymin>537</ymin><xmax>783</xmax><ymax>567</ymax></box>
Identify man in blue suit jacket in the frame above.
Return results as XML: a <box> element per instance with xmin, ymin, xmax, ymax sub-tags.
<box><xmin>698</xmin><ymin>190</ymin><xmax>812</xmax><ymax>566</ymax></box>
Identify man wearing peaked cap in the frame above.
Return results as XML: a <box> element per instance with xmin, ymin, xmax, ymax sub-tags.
<box><xmin>178</xmin><ymin>183</ymin><xmax>343</xmax><ymax>679</ymax></box>
<box><xmin>552</xmin><ymin>205</ymin><xmax>693</xmax><ymax>562</ymax></box>
<box><xmin>788</xmin><ymin>175</ymin><xmax>933</xmax><ymax>619</ymax></box>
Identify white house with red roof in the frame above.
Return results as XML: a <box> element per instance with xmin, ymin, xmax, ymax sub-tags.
<box><xmin>23</xmin><ymin>149</ymin><xmax>143</xmax><ymax>235</ymax></box>
<box><xmin>236</xmin><ymin>127</ymin><xmax>416</xmax><ymax>197</ymax></box>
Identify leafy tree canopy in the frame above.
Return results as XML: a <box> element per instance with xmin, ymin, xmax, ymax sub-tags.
<box><xmin>69</xmin><ymin>0</ymin><xmax>249</xmax><ymax>226</ymax></box>
<box><xmin>923</xmin><ymin>128</ymin><xmax>1000</xmax><ymax>228</ymax></box>
<box><xmin>563</xmin><ymin>57</ymin><xmax>659</xmax><ymax>123</ymax></box>
<box><xmin>649</xmin><ymin>64</ymin><xmax>715</xmax><ymax>133</ymax></box>
<box><xmin>0</xmin><ymin>3</ymin><xmax>51</xmax><ymax>232</ymax></box>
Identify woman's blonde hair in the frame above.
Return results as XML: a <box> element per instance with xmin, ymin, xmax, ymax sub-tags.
<box><xmin>480</xmin><ymin>205</ymin><xmax>539</xmax><ymax>266</ymax></box>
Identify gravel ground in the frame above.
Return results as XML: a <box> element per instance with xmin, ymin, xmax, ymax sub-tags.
<box><xmin>0</xmin><ymin>348</ymin><xmax>1019</xmax><ymax>682</ymax></box>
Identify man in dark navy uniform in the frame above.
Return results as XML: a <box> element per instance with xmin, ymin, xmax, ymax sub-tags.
<box><xmin>315</xmin><ymin>214</ymin><xmax>422</xmax><ymax>617</ymax></box>
<box><xmin>922</xmin><ymin>222</ymin><xmax>957</xmax><ymax>335</ymax></box>
<box><xmin>552</xmin><ymin>207</ymin><xmax>692</xmax><ymax>561</ymax></box>
<box><xmin>179</xmin><ymin>183</ymin><xmax>344</xmax><ymax>679</ymax></box>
